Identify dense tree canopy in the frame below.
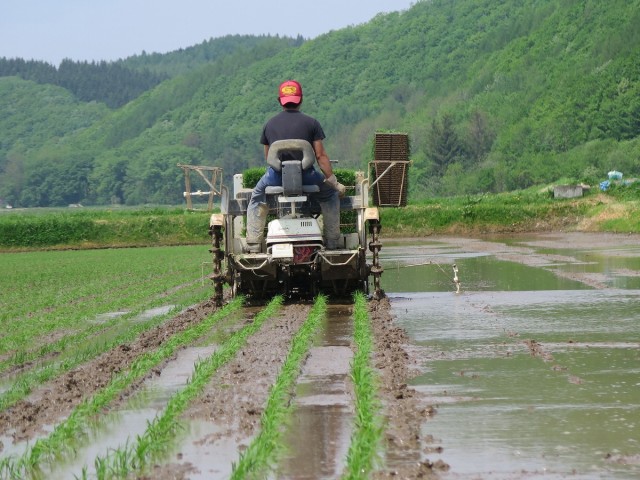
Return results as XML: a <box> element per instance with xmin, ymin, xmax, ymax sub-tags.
<box><xmin>0</xmin><ymin>57</ymin><xmax>166</xmax><ymax>108</ymax></box>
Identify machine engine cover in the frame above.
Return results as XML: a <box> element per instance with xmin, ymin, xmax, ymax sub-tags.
<box><xmin>266</xmin><ymin>218</ymin><xmax>323</xmax><ymax>245</ymax></box>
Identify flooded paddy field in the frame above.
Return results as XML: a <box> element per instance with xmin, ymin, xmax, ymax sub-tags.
<box><xmin>0</xmin><ymin>233</ymin><xmax>638</xmax><ymax>479</ymax></box>
<box><xmin>382</xmin><ymin>233</ymin><xmax>640</xmax><ymax>479</ymax></box>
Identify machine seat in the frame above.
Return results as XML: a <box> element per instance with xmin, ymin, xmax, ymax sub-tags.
<box><xmin>266</xmin><ymin>184</ymin><xmax>320</xmax><ymax>195</ymax></box>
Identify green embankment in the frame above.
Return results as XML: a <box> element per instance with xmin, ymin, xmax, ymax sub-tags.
<box><xmin>1</xmin><ymin>185</ymin><xmax>639</xmax><ymax>250</ymax></box>
<box><xmin>0</xmin><ymin>207</ymin><xmax>212</xmax><ymax>249</ymax></box>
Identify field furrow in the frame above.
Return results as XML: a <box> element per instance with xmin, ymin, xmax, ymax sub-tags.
<box><xmin>0</xmin><ymin>246</ymin><xmax>412</xmax><ymax>480</ymax></box>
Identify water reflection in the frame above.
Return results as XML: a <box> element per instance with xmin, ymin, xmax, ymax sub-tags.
<box><xmin>45</xmin><ymin>345</ymin><xmax>218</xmax><ymax>479</ymax></box>
<box><xmin>382</xmin><ymin>254</ymin><xmax>589</xmax><ymax>293</ymax></box>
<box><xmin>382</xmin><ymin>236</ymin><xmax>640</xmax><ymax>479</ymax></box>
<box><xmin>276</xmin><ymin>307</ymin><xmax>354</xmax><ymax>479</ymax></box>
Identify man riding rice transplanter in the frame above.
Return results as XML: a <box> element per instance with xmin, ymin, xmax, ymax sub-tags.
<box><xmin>245</xmin><ymin>80</ymin><xmax>346</xmax><ymax>253</ymax></box>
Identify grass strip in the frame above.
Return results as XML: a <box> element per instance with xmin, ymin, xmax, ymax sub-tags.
<box><xmin>0</xmin><ymin>208</ymin><xmax>210</xmax><ymax>249</ymax></box>
<box><xmin>343</xmin><ymin>291</ymin><xmax>384</xmax><ymax>479</ymax></box>
<box><xmin>86</xmin><ymin>295</ymin><xmax>284</xmax><ymax>479</ymax></box>
<box><xmin>231</xmin><ymin>295</ymin><xmax>327</xmax><ymax>479</ymax></box>
<box><xmin>0</xmin><ymin>287</ymin><xmax>211</xmax><ymax>411</ymax></box>
<box><xmin>0</xmin><ymin>296</ymin><xmax>244</xmax><ymax>479</ymax></box>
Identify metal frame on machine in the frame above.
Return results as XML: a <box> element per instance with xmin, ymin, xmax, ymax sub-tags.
<box><xmin>178</xmin><ymin>164</ymin><xmax>224</xmax><ymax>210</ymax></box>
<box><xmin>198</xmin><ymin>136</ymin><xmax>409</xmax><ymax>304</ymax></box>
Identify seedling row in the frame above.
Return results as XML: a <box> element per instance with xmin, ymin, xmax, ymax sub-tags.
<box><xmin>0</xmin><ymin>247</ymin><xmax>383</xmax><ymax>479</ymax></box>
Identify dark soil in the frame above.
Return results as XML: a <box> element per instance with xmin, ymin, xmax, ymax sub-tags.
<box><xmin>0</xmin><ymin>300</ymin><xmax>220</xmax><ymax>442</ymax></box>
<box><xmin>369</xmin><ymin>296</ymin><xmax>447</xmax><ymax>479</ymax></box>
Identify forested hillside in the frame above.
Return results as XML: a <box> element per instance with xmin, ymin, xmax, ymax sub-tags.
<box><xmin>119</xmin><ymin>34</ymin><xmax>305</xmax><ymax>77</ymax></box>
<box><xmin>1</xmin><ymin>0</ymin><xmax>639</xmax><ymax>207</ymax></box>
<box><xmin>0</xmin><ymin>58</ymin><xmax>167</xmax><ymax>108</ymax></box>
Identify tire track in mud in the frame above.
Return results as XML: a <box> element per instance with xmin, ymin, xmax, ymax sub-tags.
<box><xmin>0</xmin><ymin>296</ymin><xmax>325</xmax><ymax>479</ymax></box>
<box><xmin>153</xmin><ymin>297</ymin><xmax>441</xmax><ymax>479</ymax></box>
<box><xmin>1</xmin><ymin>294</ymin><xmax>434</xmax><ymax>479</ymax></box>
<box><xmin>147</xmin><ymin>299</ymin><xmax>358</xmax><ymax>479</ymax></box>
<box><xmin>274</xmin><ymin>302</ymin><xmax>356</xmax><ymax>479</ymax></box>
<box><xmin>0</xmin><ymin>288</ymin><xmax>207</xmax><ymax>401</ymax></box>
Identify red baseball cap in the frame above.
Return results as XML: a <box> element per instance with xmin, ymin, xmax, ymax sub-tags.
<box><xmin>278</xmin><ymin>80</ymin><xmax>303</xmax><ymax>105</ymax></box>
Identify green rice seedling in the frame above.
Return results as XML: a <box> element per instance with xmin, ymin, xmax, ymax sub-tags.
<box><xmin>0</xmin><ymin>297</ymin><xmax>244</xmax><ymax>479</ymax></box>
<box><xmin>88</xmin><ymin>295</ymin><xmax>284</xmax><ymax>479</ymax></box>
<box><xmin>93</xmin><ymin>454</ymin><xmax>107</xmax><ymax>479</ymax></box>
<box><xmin>0</xmin><ymin>245</ymin><xmax>212</xmax><ymax>413</ymax></box>
<box><xmin>0</xmin><ymin>287</ymin><xmax>211</xmax><ymax>411</ymax></box>
<box><xmin>343</xmin><ymin>291</ymin><xmax>383</xmax><ymax>479</ymax></box>
<box><xmin>0</xmin><ymin>246</ymin><xmax>211</xmax><ymax>357</ymax></box>
<box><xmin>0</xmin><ymin>283</ymin><xmax>203</xmax><ymax>374</ymax></box>
<box><xmin>231</xmin><ymin>295</ymin><xmax>327</xmax><ymax>479</ymax></box>
<box><xmin>112</xmin><ymin>441</ymin><xmax>135</xmax><ymax>477</ymax></box>
<box><xmin>75</xmin><ymin>465</ymin><xmax>89</xmax><ymax>480</ymax></box>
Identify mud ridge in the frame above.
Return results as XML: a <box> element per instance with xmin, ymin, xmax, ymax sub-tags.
<box><xmin>2</xmin><ymin>295</ymin><xmax>438</xmax><ymax>479</ymax></box>
<box><xmin>0</xmin><ymin>299</ymin><xmax>220</xmax><ymax>442</ymax></box>
<box><xmin>145</xmin><ymin>301</ymin><xmax>312</xmax><ymax>479</ymax></box>
<box><xmin>369</xmin><ymin>296</ymin><xmax>447</xmax><ymax>479</ymax></box>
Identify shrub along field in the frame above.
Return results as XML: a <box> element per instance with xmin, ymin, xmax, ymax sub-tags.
<box><xmin>0</xmin><ymin>207</ymin><xmax>211</xmax><ymax>249</ymax></box>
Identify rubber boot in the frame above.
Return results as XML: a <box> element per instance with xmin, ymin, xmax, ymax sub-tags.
<box><xmin>246</xmin><ymin>202</ymin><xmax>268</xmax><ymax>252</ymax></box>
<box><xmin>320</xmin><ymin>197</ymin><xmax>341</xmax><ymax>249</ymax></box>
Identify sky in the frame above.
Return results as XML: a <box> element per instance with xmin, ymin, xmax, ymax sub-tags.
<box><xmin>1</xmin><ymin>0</ymin><xmax>416</xmax><ymax>65</ymax></box>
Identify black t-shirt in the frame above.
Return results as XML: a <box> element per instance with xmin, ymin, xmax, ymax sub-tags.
<box><xmin>260</xmin><ymin>110</ymin><xmax>326</xmax><ymax>148</ymax></box>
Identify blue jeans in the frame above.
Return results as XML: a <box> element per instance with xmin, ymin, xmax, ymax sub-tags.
<box><xmin>246</xmin><ymin>167</ymin><xmax>341</xmax><ymax>248</ymax></box>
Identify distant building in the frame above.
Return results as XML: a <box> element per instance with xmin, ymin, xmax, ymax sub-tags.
<box><xmin>553</xmin><ymin>185</ymin><xmax>584</xmax><ymax>199</ymax></box>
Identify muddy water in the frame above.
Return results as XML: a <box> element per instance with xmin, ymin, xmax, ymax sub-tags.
<box><xmin>47</xmin><ymin>345</ymin><xmax>219</xmax><ymax>479</ymax></box>
<box><xmin>275</xmin><ymin>304</ymin><xmax>354</xmax><ymax>479</ymax></box>
<box><xmin>382</xmin><ymin>235</ymin><xmax>640</xmax><ymax>479</ymax></box>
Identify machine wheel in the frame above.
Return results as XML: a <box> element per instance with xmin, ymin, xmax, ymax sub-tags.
<box><xmin>368</xmin><ymin>220</ymin><xmax>384</xmax><ymax>299</ymax></box>
<box><xmin>231</xmin><ymin>271</ymin><xmax>239</xmax><ymax>298</ymax></box>
<box><xmin>357</xmin><ymin>249</ymin><xmax>369</xmax><ymax>296</ymax></box>
<box><xmin>310</xmin><ymin>281</ymin><xmax>319</xmax><ymax>298</ymax></box>
<box><xmin>210</xmin><ymin>225</ymin><xmax>225</xmax><ymax>307</ymax></box>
